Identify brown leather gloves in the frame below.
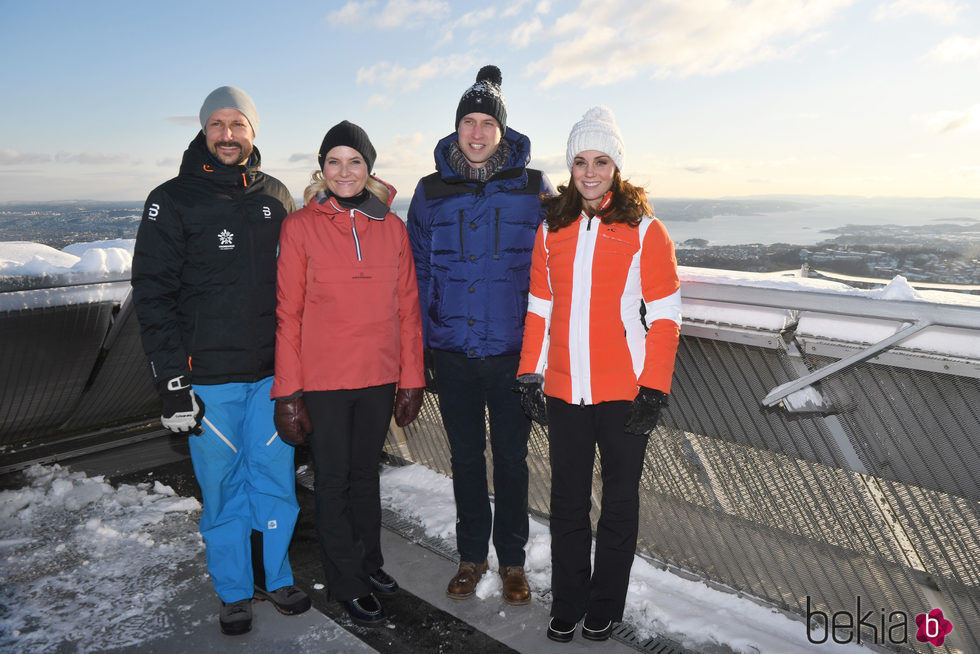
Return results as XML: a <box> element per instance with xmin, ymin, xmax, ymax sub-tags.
<box><xmin>394</xmin><ymin>387</ymin><xmax>424</xmax><ymax>427</ymax></box>
<box><xmin>274</xmin><ymin>396</ymin><xmax>312</xmax><ymax>445</ymax></box>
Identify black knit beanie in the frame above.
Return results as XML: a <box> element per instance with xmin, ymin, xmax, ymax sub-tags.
<box><xmin>317</xmin><ymin>120</ymin><xmax>377</xmax><ymax>172</ymax></box>
<box><xmin>455</xmin><ymin>65</ymin><xmax>507</xmax><ymax>134</ymax></box>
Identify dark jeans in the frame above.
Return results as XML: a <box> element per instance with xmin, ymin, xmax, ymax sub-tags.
<box><xmin>304</xmin><ymin>384</ymin><xmax>395</xmax><ymax>601</ymax></box>
<box><xmin>547</xmin><ymin>397</ymin><xmax>649</xmax><ymax>623</ymax></box>
<box><xmin>432</xmin><ymin>350</ymin><xmax>530</xmax><ymax>567</ymax></box>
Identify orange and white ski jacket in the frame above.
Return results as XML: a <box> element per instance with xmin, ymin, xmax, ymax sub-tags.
<box><xmin>517</xmin><ymin>208</ymin><xmax>682</xmax><ymax>405</ymax></box>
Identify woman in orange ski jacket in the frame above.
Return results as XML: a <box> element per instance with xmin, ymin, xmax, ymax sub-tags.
<box><xmin>271</xmin><ymin>121</ymin><xmax>424</xmax><ymax>628</ymax></box>
<box><xmin>517</xmin><ymin>107</ymin><xmax>682</xmax><ymax>643</ymax></box>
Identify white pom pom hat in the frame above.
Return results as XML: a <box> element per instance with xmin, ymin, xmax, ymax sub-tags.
<box><xmin>565</xmin><ymin>105</ymin><xmax>625</xmax><ymax>172</ymax></box>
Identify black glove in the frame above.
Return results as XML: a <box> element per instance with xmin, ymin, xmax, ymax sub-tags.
<box><xmin>423</xmin><ymin>349</ymin><xmax>437</xmax><ymax>393</ymax></box>
<box><xmin>160</xmin><ymin>376</ymin><xmax>205</xmax><ymax>435</ymax></box>
<box><xmin>515</xmin><ymin>373</ymin><xmax>548</xmax><ymax>426</ymax></box>
<box><xmin>394</xmin><ymin>387</ymin><xmax>424</xmax><ymax>427</ymax></box>
<box><xmin>274</xmin><ymin>396</ymin><xmax>312</xmax><ymax>446</ymax></box>
<box><xmin>624</xmin><ymin>387</ymin><xmax>668</xmax><ymax>436</ymax></box>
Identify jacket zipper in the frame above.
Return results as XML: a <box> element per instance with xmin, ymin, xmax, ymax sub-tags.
<box><xmin>351</xmin><ymin>209</ymin><xmax>363</xmax><ymax>261</ymax></box>
<box><xmin>238</xmin><ymin>178</ymin><xmax>260</xmax><ymax>377</ymax></box>
<box><xmin>493</xmin><ymin>208</ymin><xmax>500</xmax><ymax>259</ymax></box>
<box><xmin>458</xmin><ymin>209</ymin><xmax>465</xmax><ymax>261</ymax></box>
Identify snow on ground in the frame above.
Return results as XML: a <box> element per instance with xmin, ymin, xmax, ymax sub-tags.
<box><xmin>0</xmin><ymin>464</ymin><xmax>204</xmax><ymax>652</ymax></box>
<box><xmin>0</xmin><ymin>462</ymin><xmax>873</xmax><ymax>654</ymax></box>
<box><xmin>380</xmin><ymin>464</ymin><xmax>869</xmax><ymax>654</ymax></box>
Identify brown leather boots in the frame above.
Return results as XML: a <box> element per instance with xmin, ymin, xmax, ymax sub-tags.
<box><xmin>446</xmin><ymin>560</ymin><xmax>488</xmax><ymax>599</ymax></box>
<box><xmin>446</xmin><ymin>560</ymin><xmax>531</xmax><ymax>606</ymax></box>
<box><xmin>498</xmin><ymin>566</ymin><xmax>530</xmax><ymax>605</ymax></box>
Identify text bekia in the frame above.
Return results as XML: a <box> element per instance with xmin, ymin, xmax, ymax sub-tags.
<box><xmin>806</xmin><ymin>596</ymin><xmax>906</xmax><ymax>646</ymax></box>
<box><xmin>805</xmin><ymin>597</ymin><xmax>953</xmax><ymax>647</ymax></box>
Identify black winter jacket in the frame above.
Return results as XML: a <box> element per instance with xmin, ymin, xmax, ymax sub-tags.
<box><xmin>132</xmin><ymin>132</ymin><xmax>297</xmax><ymax>389</ymax></box>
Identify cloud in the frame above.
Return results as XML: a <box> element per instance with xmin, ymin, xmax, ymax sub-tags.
<box><xmin>874</xmin><ymin>0</ymin><xmax>963</xmax><ymax>24</ymax></box>
<box><xmin>289</xmin><ymin>153</ymin><xmax>316</xmax><ymax>164</ymax></box>
<box><xmin>501</xmin><ymin>0</ymin><xmax>529</xmax><ymax>18</ymax></box>
<box><xmin>435</xmin><ymin>7</ymin><xmax>497</xmax><ymax>46</ymax></box>
<box><xmin>926</xmin><ymin>34</ymin><xmax>980</xmax><ymax>62</ymax></box>
<box><xmin>374</xmin><ymin>131</ymin><xmax>432</xmax><ymax>178</ymax></box>
<box><xmin>531</xmin><ymin>152</ymin><xmax>568</xmax><ymax>173</ymax></box>
<box><xmin>366</xmin><ymin>93</ymin><xmax>392</xmax><ymax>107</ymax></box>
<box><xmin>357</xmin><ymin>56</ymin><xmax>478</xmax><ymax>92</ymax></box>
<box><xmin>327</xmin><ymin>0</ymin><xmax>376</xmax><ymax>24</ymax></box>
<box><xmin>525</xmin><ymin>0</ymin><xmax>853</xmax><ymax>88</ymax></box>
<box><xmin>511</xmin><ymin>16</ymin><xmax>543</xmax><ymax>48</ymax></box>
<box><xmin>54</xmin><ymin>152</ymin><xmax>137</xmax><ymax>165</ymax></box>
<box><xmin>0</xmin><ymin>150</ymin><xmax>137</xmax><ymax>166</ymax></box>
<box><xmin>455</xmin><ymin>7</ymin><xmax>496</xmax><ymax>27</ymax></box>
<box><xmin>951</xmin><ymin>165</ymin><xmax>980</xmax><ymax>178</ymax></box>
<box><xmin>167</xmin><ymin>115</ymin><xmax>199</xmax><ymax>127</ymax></box>
<box><xmin>0</xmin><ymin>149</ymin><xmax>51</xmax><ymax>165</ymax></box>
<box><xmin>156</xmin><ymin>157</ymin><xmax>179</xmax><ymax>168</ymax></box>
<box><xmin>328</xmin><ymin>0</ymin><xmax>449</xmax><ymax>29</ymax></box>
<box><xmin>925</xmin><ymin>105</ymin><xmax>980</xmax><ymax>133</ymax></box>
<box><xmin>382</xmin><ymin>132</ymin><xmax>428</xmax><ymax>165</ymax></box>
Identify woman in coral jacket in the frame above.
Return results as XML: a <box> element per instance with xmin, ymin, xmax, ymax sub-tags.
<box><xmin>271</xmin><ymin>121</ymin><xmax>425</xmax><ymax>627</ymax></box>
<box><xmin>517</xmin><ymin>107</ymin><xmax>682</xmax><ymax>644</ymax></box>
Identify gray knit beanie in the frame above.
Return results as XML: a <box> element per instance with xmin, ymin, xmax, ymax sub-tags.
<box><xmin>565</xmin><ymin>106</ymin><xmax>625</xmax><ymax>172</ymax></box>
<box><xmin>199</xmin><ymin>86</ymin><xmax>259</xmax><ymax>135</ymax></box>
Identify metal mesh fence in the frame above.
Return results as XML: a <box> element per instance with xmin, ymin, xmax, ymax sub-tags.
<box><xmin>0</xmin><ymin>282</ymin><xmax>158</xmax><ymax>447</ymax></box>
<box><xmin>3</xmin><ymin>275</ymin><xmax>976</xmax><ymax>653</ymax></box>
<box><xmin>384</xmin><ymin>296</ymin><xmax>980</xmax><ymax>654</ymax></box>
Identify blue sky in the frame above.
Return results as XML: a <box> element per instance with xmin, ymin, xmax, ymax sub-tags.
<box><xmin>1</xmin><ymin>0</ymin><xmax>978</xmax><ymax>203</ymax></box>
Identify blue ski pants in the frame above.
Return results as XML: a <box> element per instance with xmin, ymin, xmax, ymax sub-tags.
<box><xmin>188</xmin><ymin>377</ymin><xmax>299</xmax><ymax>603</ymax></box>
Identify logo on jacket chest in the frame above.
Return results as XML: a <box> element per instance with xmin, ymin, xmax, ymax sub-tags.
<box><xmin>218</xmin><ymin>229</ymin><xmax>235</xmax><ymax>251</ymax></box>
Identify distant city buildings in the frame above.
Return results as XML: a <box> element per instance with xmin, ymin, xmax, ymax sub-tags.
<box><xmin>2</xmin><ymin>202</ymin><xmax>977</xmax><ymax>289</ymax></box>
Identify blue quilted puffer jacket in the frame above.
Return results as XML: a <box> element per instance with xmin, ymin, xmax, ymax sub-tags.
<box><xmin>407</xmin><ymin>127</ymin><xmax>555</xmax><ymax>358</ymax></box>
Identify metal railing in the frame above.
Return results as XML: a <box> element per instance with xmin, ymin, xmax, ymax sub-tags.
<box><xmin>0</xmin><ymin>280</ymin><xmax>158</xmax><ymax>449</ymax></box>
<box><xmin>2</xmin><ymin>271</ymin><xmax>977</xmax><ymax>653</ymax></box>
<box><xmin>386</xmin><ymin>279</ymin><xmax>980</xmax><ymax>654</ymax></box>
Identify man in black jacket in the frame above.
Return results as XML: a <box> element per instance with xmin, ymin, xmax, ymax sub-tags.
<box><xmin>132</xmin><ymin>86</ymin><xmax>309</xmax><ymax>636</ymax></box>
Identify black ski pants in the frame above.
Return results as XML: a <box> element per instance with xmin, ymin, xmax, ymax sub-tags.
<box><xmin>547</xmin><ymin>396</ymin><xmax>649</xmax><ymax>624</ymax></box>
<box><xmin>304</xmin><ymin>383</ymin><xmax>395</xmax><ymax>601</ymax></box>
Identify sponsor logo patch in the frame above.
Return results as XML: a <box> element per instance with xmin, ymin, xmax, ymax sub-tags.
<box><xmin>218</xmin><ymin>229</ymin><xmax>235</xmax><ymax>251</ymax></box>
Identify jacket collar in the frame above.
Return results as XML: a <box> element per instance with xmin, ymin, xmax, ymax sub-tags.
<box><xmin>314</xmin><ymin>175</ymin><xmax>397</xmax><ymax>221</ymax></box>
<box><xmin>179</xmin><ymin>132</ymin><xmax>262</xmax><ymax>186</ymax></box>
<box><xmin>432</xmin><ymin>126</ymin><xmax>532</xmax><ymax>183</ymax></box>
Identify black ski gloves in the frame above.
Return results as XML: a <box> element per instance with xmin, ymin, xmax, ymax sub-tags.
<box><xmin>160</xmin><ymin>375</ymin><xmax>205</xmax><ymax>435</ymax></box>
<box><xmin>515</xmin><ymin>373</ymin><xmax>548</xmax><ymax>426</ymax></box>
<box><xmin>624</xmin><ymin>387</ymin><xmax>668</xmax><ymax>436</ymax></box>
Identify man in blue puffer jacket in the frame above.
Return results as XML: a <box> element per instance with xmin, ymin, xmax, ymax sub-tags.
<box><xmin>407</xmin><ymin>65</ymin><xmax>555</xmax><ymax>606</ymax></box>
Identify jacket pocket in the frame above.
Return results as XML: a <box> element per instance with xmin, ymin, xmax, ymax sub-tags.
<box><xmin>311</xmin><ymin>264</ymin><xmax>398</xmax><ymax>328</ymax></box>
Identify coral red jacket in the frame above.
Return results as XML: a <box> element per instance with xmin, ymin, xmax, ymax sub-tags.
<box><xmin>518</xmin><ymin>207</ymin><xmax>682</xmax><ymax>404</ymax></box>
<box><xmin>272</xmin><ymin>181</ymin><xmax>424</xmax><ymax>396</ymax></box>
